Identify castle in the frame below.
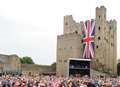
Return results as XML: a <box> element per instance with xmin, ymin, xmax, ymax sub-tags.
<box><xmin>0</xmin><ymin>54</ymin><xmax>21</xmax><ymax>74</ymax></box>
<box><xmin>56</xmin><ymin>6</ymin><xmax>117</xmax><ymax>76</ymax></box>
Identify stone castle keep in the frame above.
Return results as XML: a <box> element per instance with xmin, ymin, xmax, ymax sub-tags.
<box><xmin>56</xmin><ymin>6</ymin><xmax>117</xmax><ymax>76</ymax></box>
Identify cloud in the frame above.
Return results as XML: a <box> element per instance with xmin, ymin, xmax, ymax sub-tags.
<box><xmin>0</xmin><ymin>17</ymin><xmax>57</xmax><ymax>65</ymax></box>
<box><xmin>0</xmin><ymin>0</ymin><xmax>119</xmax><ymax>65</ymax></box>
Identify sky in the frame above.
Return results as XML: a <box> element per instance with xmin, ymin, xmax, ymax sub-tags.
<box><xmin>0</xmin><ymin>0</ymin><xmax>119</xmax><ymax>65</ymax></box>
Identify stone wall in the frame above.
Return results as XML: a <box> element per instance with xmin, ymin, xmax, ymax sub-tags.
<box><xmin>21</xmin><ymin>64</ymin><xmax>55</xmax><ymax>75</ymax></box>
<box><xmin>57</xmin><ymin>33</ymin><xmax>82</xmax><ymax>76</ymax></box>
<box><xmin>0</xmin><ymin>54</ymin><xmax>21</xmax><ymax>74</ymax></box>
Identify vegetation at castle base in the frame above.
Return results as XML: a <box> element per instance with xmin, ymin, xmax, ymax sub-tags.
<box><xmin>20</xmin><ymin>56</ymin><xmax>34</xmax><ymax>64</ymax></box>
<box><xmin>51</xmin><ymin>62</ymin><xmax>56</xmax><ymax>71</ymax></box>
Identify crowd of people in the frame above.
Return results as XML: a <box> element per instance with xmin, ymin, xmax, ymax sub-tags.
<box><xmin>0</xmin><ymin>74</ymin><xmax>119</xmax><ymax>87</ymax></box>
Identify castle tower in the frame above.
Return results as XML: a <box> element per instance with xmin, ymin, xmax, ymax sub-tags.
<box><xmin>95</xmin><ymin>6</ymin><xmax>106</xmax><ymax>64</ymax></box>
<box><xmin>95</xmin><ymin>6</ymin><xmax>117</xmax><ymax>74</ymax></box>
<box><xmin>64</xmin><ymin>15</ymin><xmax>81</xmax><ymax>34</ymax></box>
<box><xmin>56</xmin><ymin>15</ymin><xmax>82</xmax><ymax>76</ymax></box>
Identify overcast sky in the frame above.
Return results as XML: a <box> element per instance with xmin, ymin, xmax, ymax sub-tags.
<box><xmin>0</xmin><ymin>0</ymin><xmax>119</xmax><ymax>65</ymax></box>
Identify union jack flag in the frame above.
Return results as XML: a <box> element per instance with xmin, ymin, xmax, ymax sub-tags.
<box><xmin>81</xmin><ymin>20</ymin><xmax>95</xmax><ymax>59</ymax></box>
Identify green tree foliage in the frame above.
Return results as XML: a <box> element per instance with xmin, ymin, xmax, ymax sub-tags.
<box><xmin>20</xmin><ymin>56</ymin><xmax>34</xmax><ymax>64</ymax></box>
<box><xmin>51</xmin><ymin>62</ymin><xmax>56</xmax><ymax>70</ymax></box>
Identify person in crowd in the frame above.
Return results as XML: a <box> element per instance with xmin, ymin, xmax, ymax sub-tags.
<box><xmin>0</xmin><ymin>74</ymin><xmax>120</xmax><ymax>87</ymax></box>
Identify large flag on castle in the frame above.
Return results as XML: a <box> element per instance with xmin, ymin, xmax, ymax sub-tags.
<box><xmin>81</xmin><ymin>20</ymin><xmax>95</xmax><ymax>59</ymax></box>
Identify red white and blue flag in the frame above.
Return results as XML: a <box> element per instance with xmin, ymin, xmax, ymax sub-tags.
<box><xmin>81</xmin><ymin>20</ymin><xmax>95</xmax><ymax>59</ymax></box>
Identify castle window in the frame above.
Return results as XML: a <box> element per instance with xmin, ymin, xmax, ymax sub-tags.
<box><xmin>111</xmin><ymin>35</ymin><xmax>113</xmax><ymax>38</ymax></box>
<box><xmin>99</xmin><ymin>16</ymin><xmax>100</xmax><ymax>19</ymax></box>
<box><xmin>104</xmin><ymin>14</ymin><xmax>106</xmax><ymax>18</ymax></box>
<box><xmin>98</xmin><ymin>36</ymin><xmax>101</xmax><ymax>40</ymax></box>
<box><xmin>96</xmin><ymin>45</ymin><xmax>98</xmax><ymax>48</ymax></box>
<box><xmin>75</xmin><ymin>31</ymin><xmax>78</xmax><ymax>34</ymax></box>
<box><xmin>70</xmin><ymin>46</ymin><xmax>72</xmax><ymax>49</ymax></box>
<box><xmin>104</xmin><ymin>37</ymin><xmax>108</xmax><ymax>43</ymax></box>
<box><xmin>58</xmin><ymin>48</ymin><xmax>61</xmax><ymax>50</ymax></box>
<box><xmin>64</xmin><ymin>60</ymin><xmax>67</xmax><ymax>63</ymax></box>
<box><xmin>106</xmin><ymin>39</ymin><xmax>108</xmax><ymax>43</ymax></box>
<box><xmin>65</xmin><ymin>22</ymin><xmax>68</xmax><ymax>25</ymax></box>
<box><xmin>111</xmin><ymin>43</ymin><xmax>114</xmax><ymax>47</ymax></box>
<box><xmin>98</xmin><ymin>26</ymin><xmax>100</xmax><ymax>30</ymax></box>
<box><xmin>58</xmin><ymin>59</ymin><xmax>62</xmax><ymax>62</ymax></box>
<box><xmin>104</xmin><ymin>37</ymin><xmax>106</xmax><ymax>41</ymax></box>
<box><xmin>109</xmin><ymin>26</ymin><xmax>112</xmax><ymax>30</ymax></box>
<box><xmin>104</xmin><ymin>27</ymin><xmax>106</xmax><ymax>30</ymax></box>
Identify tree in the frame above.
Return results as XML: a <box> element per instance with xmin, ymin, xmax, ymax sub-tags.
<box><xmin>20</xmin><ymin>56</ymin><xmax>34</xmax><ymax>64</ymax></box>
<box><xmin>51</xmin><ymin>62</ymin><xmax>56</xmax><ymax>71</ymax></box>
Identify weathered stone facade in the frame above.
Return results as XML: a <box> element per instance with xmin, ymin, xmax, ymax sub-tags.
<box><xmin>0</xmin><ymin>54</ymin><xmax>56</xmax><ymax>75</ymax></box>
<box><xmin>56</xmin><ymin>6</ymin><xmax>117</xmax><ymax>76</ymax></box>
<box><xmin>0</xmin><ymin>54</ymin><xmax>21</xmax><ymax>74</ymax></box>
<box><xmin>95</xmin><ymin>6</ymin><xmax>117</xmax><ymax>74</ymax></box>
<box><xmin>21</xmin><ymin>64</ymin><xmax>56</xmax><ymax>75</ymax></box>
<box><xmin>57</xmin><ymin>33</ymin><xmax>82</xmax><ymax>76</ymax></box>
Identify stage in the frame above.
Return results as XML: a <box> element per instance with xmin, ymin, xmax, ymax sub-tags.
<box><xmin>67</xmin><ymin>58</ymin><xmax>91</xmax><ymax>77</ymax></box>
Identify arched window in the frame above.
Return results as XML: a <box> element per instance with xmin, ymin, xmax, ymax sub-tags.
<box><xmin>75</xmin><ymin>31</ymin><xmax>78</xmax><ymax>34</ymax></box>
<box><xmin>104</xmin><ymin>14</ymin><xmax>106</xmax><ymax>18</ymax></box>
<box><xmin>98</xmin><ymin>26</ymin><xmax>100</xmax><ymax>30</ymax></box>
<box><xmin>99</xmin><ymin>16</ymin><xmax>100</xmax><ymax>19</ymax></box>
<box><xmin>96</xmin><ymin>45</ymin><xmax>98</xmax><ymax>48</ymax></box>
<box><xmin>109</xmin><ymin>26</ymin><xmax>112</xmax><ymax>30</ymax></box>
<box><xmin>98</xmin><ymin>36</ymin><xmax>100</xmax><ymax>40</ymax></box>
<box><xmin>65</xmin><ymin>22</ymin><xmax>68</xmax><ymax>25</ymax></box>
